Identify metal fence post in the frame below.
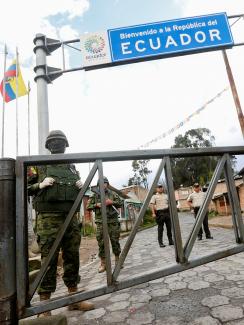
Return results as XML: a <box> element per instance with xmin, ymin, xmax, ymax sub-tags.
<box><xmin>0</xmin><ymin>158</ymin><xmax>17</xmax><ymax>324</ymax></box>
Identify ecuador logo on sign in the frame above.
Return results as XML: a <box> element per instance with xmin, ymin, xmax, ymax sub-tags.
<box><xmin>80</xmin><ymin>13</ymin><xmax>233</xmax><ymax>68</ymax></box>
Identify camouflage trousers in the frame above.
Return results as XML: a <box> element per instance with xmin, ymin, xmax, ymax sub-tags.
<box><xmin>96</xmin><ymin>221</ymin><xmax>121</xmax><ymax>258</ymax></box>
<box><xmin>36</xmin><ymin>212</ymin><xmax>81</xmax><ymax>294</ymax></box>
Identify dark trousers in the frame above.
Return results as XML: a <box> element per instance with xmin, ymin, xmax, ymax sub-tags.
<box><xmin>156</xmin><ymin>209</ymin><xmax>172</xmax><ymax>244</ymax></box>
<box><xmin>194</xmin><ymin>207</ymin><xmax>211</xmax><ymax>238</ymax></box>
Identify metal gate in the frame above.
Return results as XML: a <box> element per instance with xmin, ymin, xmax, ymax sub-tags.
<box><xmin>1</xmin><ymin>146</ymin><xmax>244</xmax><ymax>323</ymax></box>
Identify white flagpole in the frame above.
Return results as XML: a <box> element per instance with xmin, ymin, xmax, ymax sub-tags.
<box><xmin>1</xmin><ymin>44</ymin><xmax>7</xmax><ymax>158</ymax></box>
<box><xmin>27</xmin><ymin>81</ymin><xmax>31</xmax><ymax>155</ymax></box>
<box><xmin>16</xmin><ymin>47</ymin><xmax>19</xmax><ymax>156</ymax></box>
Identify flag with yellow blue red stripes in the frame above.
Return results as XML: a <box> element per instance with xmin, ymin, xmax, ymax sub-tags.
<box><xmin>0</xmin><ymin>59</ymin><xmax>28</xmax><ymax>103</ymax></box>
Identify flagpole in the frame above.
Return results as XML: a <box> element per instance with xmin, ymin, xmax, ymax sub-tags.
<box><xmin>1</xmin><ymin>44</ymin><xmax>7</xmax><ymax>158</ymax></box>
<box><xmin>27</xmin><ymin>81</ymin><xmax>31</xmax><ymax>155</ymax></box>
<box><xmin>16</xmin><ymin>47</ymin><xmax>19</xmax><ymax>156</ymax></box>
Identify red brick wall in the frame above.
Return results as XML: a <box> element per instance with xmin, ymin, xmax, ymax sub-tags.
<box><xmin>83</xmin><ymin>196</ymin><xmax>93</xmax><ymax>223</ymax></box>
<box><xmin>214</xmin><ymin>197</ymin><xmax>231</xmax><ymax>215</ymax></box>
<box><xmin>238</xmin><ymin>184</ymin><xmax>244</xmax><ymax>211</ymax></box>
<box><xmin>212</xmin><ymin>181</ymin><xmax>244</xmax><ymax>215</ymax></box>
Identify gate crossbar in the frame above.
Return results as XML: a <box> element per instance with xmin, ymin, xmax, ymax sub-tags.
<box><xmin>97</xmin><ymin>160</ymin><xmax>113</xmax><ymax>285</ymax></box>
<box><xmin>183</xmin><ymin>155</ymin><xmax>227</xmax><ymax>258</ymax></box>
<box><xmin>165</xmin><ymin>156</ymin><xmax>185</xmax><ymax>263</ymax></box>
<box><xmin>225</xmin><ymin>156</ymin><xmax>244</xmax><ymax>241</ymax></box>
<box><xmin>113</xmin><ymin>158</ymin><xmax>167</xmax><ymax>280</ymax></box>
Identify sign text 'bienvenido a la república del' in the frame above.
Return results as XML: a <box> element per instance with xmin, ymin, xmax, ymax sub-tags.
<box><xmin>80</xmin><ymin>12</ymin><xmax>233</xmax><ymax>68</ymax></box>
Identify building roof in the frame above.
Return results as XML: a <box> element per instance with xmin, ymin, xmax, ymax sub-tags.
<box><xmin>123</xmin><ymin>190</ymin><xmax>141</xmax><ymax>202</ymax></box>
<box><xmin>90</xmin><ymin>185</ymin><xmax>129</xmax><ymax>199</ymax></box>
<box><xmin>125</xmin><ymin>198</ymin><xmax>142</xmax><ymax>204</ymax></box>
<box><xmin>238</xmin><ymin>167</ymin><xmax>244</xmax><ymax>175</ymax></box>
<box><xmin>120</xmin><ymin>185</ymin><xmax>146</xmax><ymax>190</ymax></box>
<box><xmin>212</xmin><ymin>192</ymin><xmax>228</xmax><ymax>200</ymax></box>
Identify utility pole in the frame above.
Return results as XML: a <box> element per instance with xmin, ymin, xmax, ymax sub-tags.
<box><xmin>222</xmin><ymin>50</ymin><xmax>244</xmax><ymax>139</ymax></box>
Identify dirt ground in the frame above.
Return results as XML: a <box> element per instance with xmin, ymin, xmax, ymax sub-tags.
<box><xmin>79</xmin><ymin>236</ymin><xmax>98</xmax><ymax>266</ymax></box>
<box><xmin>56</xmin><ymin>236</ymin><xmax>98</xmax><ymax>277</ymax></box>
<box><xmin>209</xmin><ymin>214</ymin><xmax>244</xmax><ymax>229</ymax></box>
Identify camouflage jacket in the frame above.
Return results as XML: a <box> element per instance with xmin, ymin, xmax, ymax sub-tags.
<box><xmin>86</xmin><ymin>189</ymin><xmax>123</xmax><ymax>223</ymax></box>
<box><xmin>27</xmin><ymin>164</ymin><xmax>81</xmax><ymax>213</ymax></box>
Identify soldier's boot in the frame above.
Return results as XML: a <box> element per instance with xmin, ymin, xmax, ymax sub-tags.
<box><xmin>67</xmin><ymin>287</ymin><xmax>94</xmax><ymax>311</ymax></box>
<box><xmin>98</xmin><ymin>258</ymin><xmax>106</xmax><ymax>273</ymax></box>
<box><xmin>28</xmin><ymin>248</ymin><xmax>38</xmax><ymax>258</ymax></box>
<box><xmin>37</xmin><ymin>293</ymin><xmax>52</xmax><ymax>317</ymax></box>
<box><xmin>115</xmin><ymin>255</ymin><xmax>124</xmax><ymax>268</ymax></box>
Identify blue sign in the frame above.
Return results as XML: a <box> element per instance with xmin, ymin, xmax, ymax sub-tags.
<box><xmin>108</xmin><ymin>13</ymin><xmax>233</xmax><ymax>62</ymax></box>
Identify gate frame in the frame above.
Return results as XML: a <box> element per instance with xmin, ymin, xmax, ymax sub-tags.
<box><xmin>13</xmin><ymin>146</ymin><xmax>244</xmax><ymax>319</ymax></box>
<box><xmin>2</xmin><ymin>12</ymin><xmax>243</xmax><ymax>324</ymax></box>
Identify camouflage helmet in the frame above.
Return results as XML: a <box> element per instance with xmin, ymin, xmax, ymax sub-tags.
<box><xmin>45</xmin><ymin>130</ymin><xmax>69</xmax><ymax>149</ymax></box>
<box><xmin>97</xmin><ymin>177</ymin><xmax>109</xmax><ymax>186</ymax></box>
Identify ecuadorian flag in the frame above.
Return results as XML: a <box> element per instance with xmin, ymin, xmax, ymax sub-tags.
<box><xmin>0</xmin><ymin>59</ymin><xmax>28</xmax><ymax>103</ymax></box>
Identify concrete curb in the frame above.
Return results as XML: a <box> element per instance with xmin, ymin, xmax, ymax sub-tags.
<box><xmin>19</xmin><ymin>315</ymin><xmax>67</xmax><ymax>325</ymax></box>
<box><xmin>209</xmin><ymin>223</ymin><xmax>233</xmax><ymax>229</ymax></box>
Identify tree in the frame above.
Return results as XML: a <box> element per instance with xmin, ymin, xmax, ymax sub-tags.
<box><xmin>128</xmin><ymin>160</ymin><xmax>152</xmax><ymax>189</ymax></box>
<box><xmin>171</xmin><ymin>128</ymin><xmax>218</xmax><ymax>188</ymax></box>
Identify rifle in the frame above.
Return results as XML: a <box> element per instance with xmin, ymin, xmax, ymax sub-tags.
<box><xmin>91</xmin><ymin>186</ymin><xmax>120</xmax><ymax>214</ymax></box>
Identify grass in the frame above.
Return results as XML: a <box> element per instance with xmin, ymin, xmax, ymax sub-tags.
<box><xmin>140</xmin><ymin>209</ymin><xmax>156</xmax><ymax>229</ymax></box>
<box><xmin>82</xmin><ymin>223</ymin><xmax>96</xmax><ymax>237</ymax></box>
<box><xmin>208</xmin><ymin>210</ymin><xmax>219</xmax><ymax>219</ymax></box>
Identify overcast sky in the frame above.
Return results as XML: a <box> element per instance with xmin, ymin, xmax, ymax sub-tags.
<box><xmin>0</xmin><ymin>0</ymin><xmax>244</xmax><ymax>187</ymax></box>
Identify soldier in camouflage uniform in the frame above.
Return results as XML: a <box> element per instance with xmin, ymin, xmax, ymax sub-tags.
<box><xmin>27</xmin><ymin>130</ymin><xmax>94</xmax><ymax>317</ymax></box>
<box><xmin>86</xmin><ymin>177</ymin><xmax>123</xmax><ymax>273</ymax></box>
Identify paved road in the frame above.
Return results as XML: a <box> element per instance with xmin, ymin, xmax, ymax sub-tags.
<box><xmin>32</xmin><ymin>213</ymin><xmax>244</xmax><ymax>324</ymax></box>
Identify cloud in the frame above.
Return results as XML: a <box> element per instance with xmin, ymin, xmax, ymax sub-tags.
<box><xmin>59</xmin><ymin>25</ymin><xmax>79</xmax><ymax>41</ymax></box>
<box><xmin>0</xmin><ymin>0</ymin><xmax>89</xmax><ymax>60</ymax></box>
<box><xmin>181</xmin><ymin>0</ymin><xmax>244</xmax><ymax>16</ymax></box>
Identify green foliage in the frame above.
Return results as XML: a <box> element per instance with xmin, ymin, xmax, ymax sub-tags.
<box><xmin>128</xmin><ymin>160</ymin><xmax>152</xmax><ymax>188</ymax></box>
<box><xmin>173</xmin><ymin>128</ymin><xmax>215</xmax><ymax>148</ymax></box>
<box><xmin>82</xmin><ymin>223</ymin><xmax>96</xmax><ymax>237</ymax></box>
<box><xmin>141</xmin><ymin>209</ymin><xmax>156</xmax><ymax>228</ymax></box>
<box><xmin>208</xmin><ymin>210</ymin><xmax>219</xmax><ymax>218</ymax></box>
<box><xmin>171</xmin><ymin>128</ymin><xmax>218</xmax><ymax>188</ymax></box>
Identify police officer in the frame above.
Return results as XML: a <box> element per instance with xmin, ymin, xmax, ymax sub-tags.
<box><xmin>86</xmin><ymin>177</ymin><xmax>122</xmax><ymax>273</ymax></box>
<box><xmin>150</xmin><ymin>183</ymin><xmax>174</xmax><ymax>247</ymax></box>
<box><xmin>187</xmin><ymin>183</ymin><xmax>213</xmax><ymax>240</ymax></box>
<box><xmin>28</xmin><ymin>130</ymin><xmax>94</xmax><ymax>317</ymax></box>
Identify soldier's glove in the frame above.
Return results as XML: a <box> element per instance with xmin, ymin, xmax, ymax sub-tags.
<box><xmin>39</xmin><ymin>177</ymin><xmax>55</xmax><ymax>189</ymax></box>
<box><xmin>76</xmin><ymin>180</ymin><xmax>83</xmax><ymax>189</ymax></box>
<box><xmin>105</xmin><ymin>199</ymin><xmax>113</xmax><ymax>206</ymax></box>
